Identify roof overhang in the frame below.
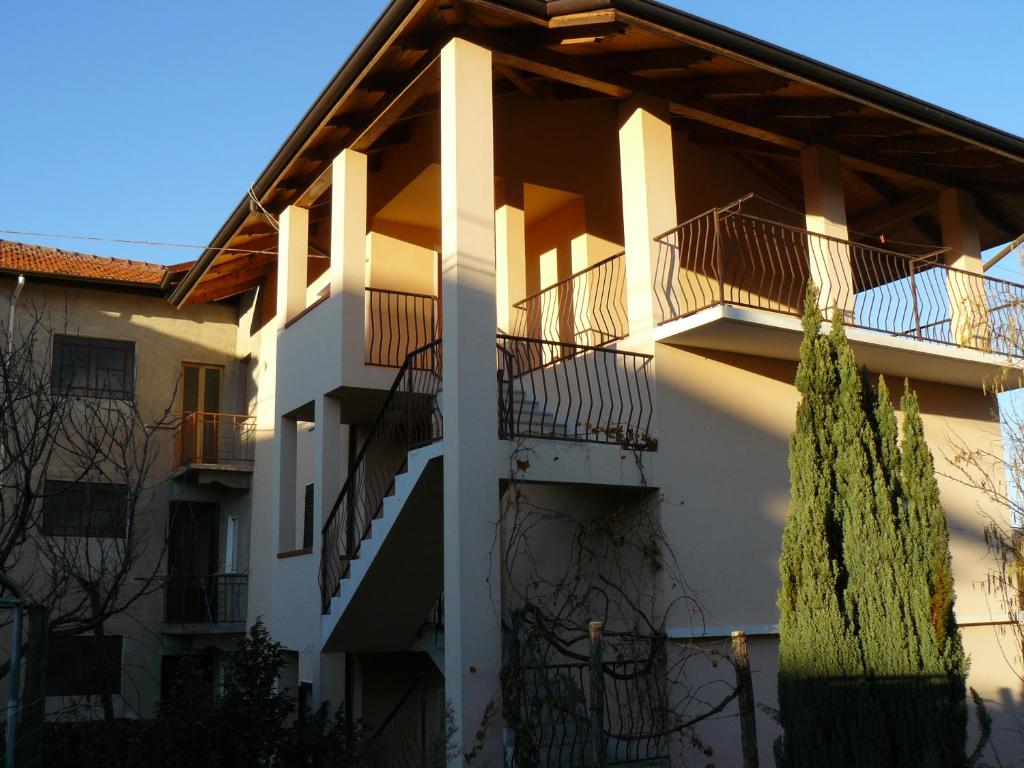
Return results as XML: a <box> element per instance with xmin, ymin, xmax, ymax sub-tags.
<box><xmin>171</xmin><ymin>0</ymin><xmax>1024</xmax><ymax>307</ymax></box>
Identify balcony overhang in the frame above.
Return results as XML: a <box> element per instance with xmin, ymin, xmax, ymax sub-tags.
<box><xmin>655</xmin><ymin>304</ymin><xmax>1024</xmax><ymax>391</ymax></box>
<box><xmin>170</xmin><ymin>463</ymin><xmax>253</xmax><ymax>490</ymax></box>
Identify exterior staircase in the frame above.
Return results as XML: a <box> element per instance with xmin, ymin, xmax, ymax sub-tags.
<box><xmin>321</xmin><ymin>442</ymin><xmax>443</xmax><ymax>652</ymax></box>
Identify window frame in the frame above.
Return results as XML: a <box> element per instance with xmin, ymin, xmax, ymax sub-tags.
<box><xmin>41</xmin><ymin>479</ymin><xmax>129</xmax><ymax>538</ymax></box>
<box><xmin>46</xmin><ymin>635</ymin><xmax>123</xmax><ymax>697</ymax></box>
<box><xmin>51</xmin><ymin>334</ymin><xmax>136</xmax><ymax>400</ymax></box>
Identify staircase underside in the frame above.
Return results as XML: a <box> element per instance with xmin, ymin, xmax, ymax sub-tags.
<box><xmin>322</xmin><ymin>446</ymin><xmax>443</xmax><ymax>653</ymax></box>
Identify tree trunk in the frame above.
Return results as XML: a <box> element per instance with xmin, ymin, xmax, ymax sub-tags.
<box><xmin>90</xmin><ymin>595</ymin><xmax>119</xmax><ymax>768</ymax></box>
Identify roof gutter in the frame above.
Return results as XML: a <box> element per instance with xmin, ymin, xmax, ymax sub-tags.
<box><xmin>604</xmin><ymin>0</ymin><xmax>1024</xmax><ymax>161</ymax></box>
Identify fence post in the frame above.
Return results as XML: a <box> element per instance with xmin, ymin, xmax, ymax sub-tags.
<box><xmin>714</xmin><ymin>210</ymin><xmax>725</xmax><ymax>306</ymax></box>
<box><xmin>731</xmin><ymin>631</ymin><xmax>759</xmax><ymax>768</ymax></box>
<box><xmin>588</xmin><ymin>620</ymin><xmax>607</xmax><ymax>768</ymax></box>
<box><xmin>910</xmin><ymin>260</ymin><xmax>922</xmax><ymax>340</ymax></box>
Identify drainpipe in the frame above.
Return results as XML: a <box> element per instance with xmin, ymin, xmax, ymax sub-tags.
<box><xmin>6</xmin><ymin>275</ymin><xmax>25</xmax><ymax>356</ymax></box>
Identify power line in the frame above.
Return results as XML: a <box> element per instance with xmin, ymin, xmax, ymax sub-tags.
<box><xmin>0</xmin><ymin>229</ymin><xmax>276</xmax><ymax>258</ymax></box>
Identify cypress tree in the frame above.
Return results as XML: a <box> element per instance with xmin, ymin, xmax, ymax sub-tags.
<box><xmin>777</xmin><ymin>289</ymin><xmax>970</xmax><ymax>766</ymax></box>
<box><xmin>898</xmin><ymin>386</ymin><xmax>968</xmax><ymax>764</ymax></box>
<box><xmin>776</xmin><ymin>289</ymin><xmax>863</xmax><ymax>767</ymax></box>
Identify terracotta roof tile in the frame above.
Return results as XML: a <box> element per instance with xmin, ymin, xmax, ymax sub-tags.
<box><xmin>0</xmin><ymin>239</ymin><xmax>167</xmax><ymax>286</ymax></box>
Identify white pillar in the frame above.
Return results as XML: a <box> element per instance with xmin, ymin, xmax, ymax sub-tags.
<box><xmin>440</xmin><ymin>36</ymin><xmax>502</xmax><ymax>766</ymax></box>
<box><xmin>331</xmin><ymin>150</ymin><xmax>369</xmax><ymax>369</ymax></box>
<box><xmin>495</xmin><ymin>181</ymin><xmax>526</xmax><ymax>334</ymax></box>
<box><xmin>273</xmin><ymin>416</ymin><xmax>297</xmax><ymax>552</ymax></box>
<box><xmin>618</xmin><ymin>96</ymin><xmax>677</xmax><ymax>350</ymax></box>
<box><xmin>939</xmin><ymin>188</ymin><xmax>989</xmax><ymax>349</ymax></box>
<box><xmin>313</xmin><ymin>394</ymin><xmax>342</xmax><ymax>556</ymax></box>
<box><xmin>801</xmin><ymin>145</ymin><xmax>853</xmax><ymax>320</ymax></box>
<box><xmin>277</xmin><ymin>205</ymin><xmax>309</xmax><ymax>324</ymax></box>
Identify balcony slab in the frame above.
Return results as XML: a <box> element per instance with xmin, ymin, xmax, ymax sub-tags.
<box><xmin>655</xmin><ymin>304</ymin><xmax>1024</xmax><ymax>390</ymax></box>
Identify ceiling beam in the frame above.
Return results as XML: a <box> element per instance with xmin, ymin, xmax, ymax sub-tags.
<box><xmin>587</xmin><ymin>46</ymin><xmax>713</xmax><ymax>73</ymax></box>
<box><xmin>848</xmin><ymin>191</ymin><xmax>938</xmax><ymax>234</ymax></box>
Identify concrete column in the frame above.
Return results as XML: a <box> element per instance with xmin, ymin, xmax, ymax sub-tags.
<box><xmin>331</xmin><ymin>150</ymin><xmax>369</xmax><ymax>367</ymax></box>
<box><xmin>277</xmin><ymin>205</ymin><xmax>310</xmax><ymax>324</ymax></box>
<box><xmin>495</xmin><ymin>181</ymin><xmax>526</xmax><ymax>334</ymax></box>
<box><xmin>440</xmin><ymin>37</ymin><xmax>502</xmax><ymax>766</ymax></box>
<box><xmin>618</xmin><ymin>96</ymin><xmax>677</xmax><ymax>349</ymax></box>
<box><xmin>939</xmin><ymin>188</ymin><xmax>990</xmax><ymax>349</ymax></box>
<box><xmin>801</xmin><ymin>145</ymin><xmax>853</xmax><ymax>320</ymax></box>
<box><xmin>313</xmin><ymin>395</ymin><xmax>343</xmax><ymax>556</ymax></box>
<box><xmin>273</xmin><ymin>416</ymin><xmax>297</xmax><ymax>552</ymax></box>
<box><xmin>570</xmin><ymin>233</ymin><xmax>592</xmax><ymax>344</ymax></box>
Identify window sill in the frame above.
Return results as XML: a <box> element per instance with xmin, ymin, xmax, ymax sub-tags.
<box><xmin>276</xmin><ymin>547</ymin><xmax>312</xmax><ymax>559</ymax></box>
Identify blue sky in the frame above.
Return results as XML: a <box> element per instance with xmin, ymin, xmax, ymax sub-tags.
<box><xmin>1</xmin><ymin>1</ymin><xmax>1023</xmax><ymax>278</ymax></box>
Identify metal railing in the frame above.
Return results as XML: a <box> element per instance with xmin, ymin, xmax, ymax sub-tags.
<box><xmin>507</xmin><ymin>660</ymin><xmax>669</xmax><ymax>766</ymax></box>
<box><xmin>163</xmin><ymin>573</ymin><xmax>247</xmax><ymax>625</ymax></box>
<box><xmin>511</xmin><ymin>253</ymin><xmax>628</xmax><ymax>347</ymax></box>
<box><xmin>320</xmin><ymin>341</ymin><xmax>443</xmax><ymax>613</ymax></box>
<box><xmin>654</xmin><ymin>197</ymin><xmax>1024</xmax><ymax>356</ymax></box>
<box><xmin>365</xmin><ymin>287</ymin><xmax>439</xmax><ymax>368</ymax></box>
<box><xmin>174</xmin><ymin>412</ymin><xmax>255</xmax><ymax>468</ymax></box>
<box><xmin>497</xmin><ymin>335</ymin><xmax>654</xmax><ymax>449</ymax></box>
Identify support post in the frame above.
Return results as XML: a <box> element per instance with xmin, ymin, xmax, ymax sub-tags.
<box><xmin>731</xmin><ymin>630</ymin><xmax>759</xmax><ymax>768</ymax></box>
<box><xmin>277</xmin><ymin>205</ymin><xmax>310</xmax><ymax>325</ymax></box>
<box><xmin>273</xmin><ymin>417</ymin><xmax>298</xmax><ymax>552</ymax></box>
<box><xmin>331</xmin><ymin>150</ymin><xmax>369</xmax><ymax>366</ymax></box>
<box><xmin>618</xmin><ymin>96</ymin><xmax>677</xmax><ymax>349</ymax></box>
<box><xmin>440</xmin><ymin>37</ymin><xmax>501</xmax><ymax>767</ymax></box>
<box><xmin>801</xmin><ymin>145</ymin><xmax>853</xmax><ymax>321</ymax></box>
<box><xmin>495</xmin><ymin>181</ymin><xmax>527</xmax><ymax>334</ymax></box>
<box><xmin>939</xmin><ymin>188</ymin><xmax>990</xmax><ymax>350</ymax></box>
<box><xmin>588</xmin><ymin>620</ymin><xmax>607</xmax><ymax>768</ymax></box>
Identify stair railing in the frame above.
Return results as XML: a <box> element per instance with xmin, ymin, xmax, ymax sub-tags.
<box><xmin>497</xmin><ymin>334</ymin><xmax>654</xmax><ymax>449</ymax></box>
<box><xmin>319</xmin><ymin>340</ymin><xmax>442</xmax><ymax>613</ymax></box>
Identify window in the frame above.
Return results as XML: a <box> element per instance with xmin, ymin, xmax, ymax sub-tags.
<box><xmin>51</xmin><ymin>335</ymin><xmax>135</xmax><ymax>399</ymax></box>
<box><xmin>46</xmin><ymin>635</ymin><xmax>122</xmax><ymax>697</ymax></box>
<box><xmin>42</xmin><ymin>480</ymin><xmax>128</xmax><ymax>537</ymax></box>
<box><xmin>302</xmin><ymin>483</ymin><xmax>314</xmax><ymax>550</ymax></box>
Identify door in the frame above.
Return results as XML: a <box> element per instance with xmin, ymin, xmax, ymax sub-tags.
<box><xmin>182</xmin><ymin>364</ymin><xmax>223</xmax><ymax>463</ymax></box>
<box><xmin>167</xmin><ymin>501</ymin><xmax>220</xmax><ymax>623</ymax></box>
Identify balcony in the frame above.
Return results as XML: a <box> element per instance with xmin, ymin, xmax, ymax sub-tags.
<box><xmin>163</xmin><ymin>573</ymin><xmax>247</xmax><ymax>634</ymax></box>
<box><xmin>365</xmin><ymin>286</ymin><xmax>438</xmax><ymax>368</ymax></box>
<box><xmin>172</xmin><ymin>411</ymin><xmax>255</xmax><ymax>487</ymax></box>
<box><xmin>511</xmin><ymin>253</ymin><xmax>628</xmax><ymax>347</ymax></box>
<box><xmin>653</xmin><ymin>196</ymin><xmax>1024</xmax><ymax>389</ymax></box>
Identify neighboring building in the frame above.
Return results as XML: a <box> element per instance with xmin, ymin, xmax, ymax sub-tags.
<box><xmin>9</xmin><ymin>0</ymin><xmax>1024</xmax><ymax>763</ymax></box>
<box><xmin>0</xmin><ymin>241</ymin><xmax>249</xmax><ymax>718</ymax></box>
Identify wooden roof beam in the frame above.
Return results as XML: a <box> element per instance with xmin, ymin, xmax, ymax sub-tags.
<box><xmin>849</xmin><ymin>190</ymin><xmax>938</xmax><ymax>234</ymax></box>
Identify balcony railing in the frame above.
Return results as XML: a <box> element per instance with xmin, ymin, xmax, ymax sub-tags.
<box><xmin>365</xmin><ymin>287</ymin><xmax>439</xmax><ymax>368</ymax></box>
<box><xmin>320</xmin><ymin>341</ymin><xmax>443</xmax><ymax>612</ymax></box>
<box><xmin>654</xmin><ymin>196</ymin><xmax>1024</xmax><ymax>356</ymax></box>
<box><xmin>511</xmin><ymin>253</ymin><xmax>627</xmax><ymax>346</ymax></box>
<box><xmin>497</xmin><ymin>335</ymin><xmax>654</xmax><ymax>449</ymax></box>
<box><xmin>164</xmin><ymin>573</ymin><xmax>247</xmax><ymax>626</ymax></box>
<box><xmin>174</xmin><ymin>412</ymin><xmax>255</xmax><ymax>468</ymax></box>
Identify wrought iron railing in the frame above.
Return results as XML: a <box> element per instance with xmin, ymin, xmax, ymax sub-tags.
<box><xmin>174</xmin><ymin>412</ymin><xmax>255</xmax><ymax>468</ymax></box>
<box><xmin>654</xmin><ymin>197</ymin><xmax>1024</xmax><ymax>356</ymax></box>
<box><xmin>365</xmin><ymin>287</ymin><xmax>438</xmax><ymax>368</ymax></box>
<box><xmin>497</xmin><ymin>335</ymin><xmax>654</xmax><ymax>449</ymax></box>
<box><xmin>507</xmin><ymin>659</ymin><xmax>669</xmax><ymax>766</ymax></box>
<box><xmin>511</xmin><ymin>253</ymin><xmax>627</xmax><ymax>346</ymax></box>
<box><xmin>320</xmin><ymin>341</ymin><xmax>443</xmax><ymax>613</ymax></box>
<box><xmin>164</xmin><ymin>573</ymin><xmax>247</xmax><ymax>625</ymax></box>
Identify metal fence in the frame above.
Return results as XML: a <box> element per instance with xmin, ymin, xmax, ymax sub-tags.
<box><xmin>497</xmin><ymin>335</ymin><xmax>654</xmax><ymax>449</ymax></box>
<box><xmin>654</xmin><ymin>198</ymin><xmax>1024</xmax><ymax>356</ymax></box>
<box><xmin>320</xmin><ymin>341</ymin><xmax>443</xmax><ymax>613</ymax></box>
<box><xmin>174</xmin><ymin>412</ymin><xmax>255</xmax><ymax>468</ymax></box>
<box><xmin>511</xmin><ymin>254</ymin><xmax>628</xmax><ymax>347</ymax></box>
<box><xmin>365</xmin><ymin>287</ymin><xmax>439</xmax><ymax>368</ymax></box>
<box><xmin>163</xmin><ymin>573</ymin><xmax>248</xmax><ymax>625</ymax></box>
